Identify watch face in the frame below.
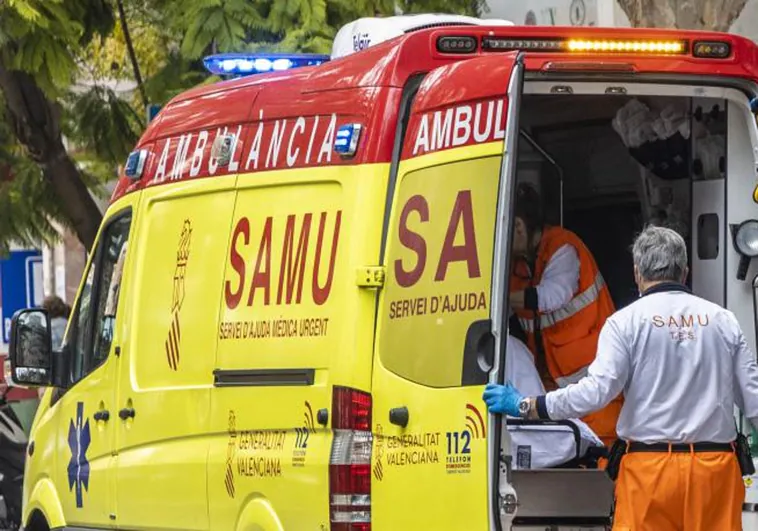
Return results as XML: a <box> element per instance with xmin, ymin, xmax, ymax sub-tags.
<box><xmin>518</xmin><ymin>399</ymin><xmax>529</xmax><ymax>415</ymax></box>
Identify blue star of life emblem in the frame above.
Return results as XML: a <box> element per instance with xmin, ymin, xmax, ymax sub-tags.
<box><xmin>67</xmin><ymin>402</ymin><xmax>91</xmax><ymax>508</ymax></box>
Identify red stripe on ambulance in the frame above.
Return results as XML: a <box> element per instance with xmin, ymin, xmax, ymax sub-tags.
<box><xmin>407</xmin><ymin>98</ymin><xmax>506</xmax><ymax>158</ymax></box>
<box><xmin>145</xmin><ymin>113</ymin><xmax>349</xmax><ymax>185</ymax></box>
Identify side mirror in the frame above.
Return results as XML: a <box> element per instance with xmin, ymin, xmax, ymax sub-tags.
<box><xmin>7</xmin><ymin>308</ymin><xmax>53</xmax><ymax>387</ymax></box>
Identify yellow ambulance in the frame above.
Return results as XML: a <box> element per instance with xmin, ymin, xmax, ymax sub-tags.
<box><xmin>8</xmin><ymin>12</ymin><xmax>758</xmax><ymax>531</ymax></box>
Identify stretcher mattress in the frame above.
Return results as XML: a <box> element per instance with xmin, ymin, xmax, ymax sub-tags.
<box><xmin>505</xmin><ymin>418</ymin><xmax>605</xmax><ymax>469</ymax></box>
<box><xmin>502</xmin><ymin>335</ymin><xmax>605</xmax><ymax>469</ymax></box>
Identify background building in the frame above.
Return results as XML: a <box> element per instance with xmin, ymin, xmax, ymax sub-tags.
<box><xmin>484</xmin><ymin>0</ymin><xmax>758</xmax><ymax>40</ymax></box>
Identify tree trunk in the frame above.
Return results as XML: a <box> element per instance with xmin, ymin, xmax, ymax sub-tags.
<box><xmin>617</xmin><ymin>0</ymin><xmax>747</xmax><ymax>31</ymax></box>
<box><xmin>116</xmin><ymin>0</ymin><xmax>148</xmax><ymax>109</ymax></box>
<box><xmin>0</xmin><ymin>66</ymin><xmax>103</xmax><ymax>249</ymax></box>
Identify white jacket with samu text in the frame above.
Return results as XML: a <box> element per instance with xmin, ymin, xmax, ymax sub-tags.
<box><xmin>544</xmin><ymin>284</ymin><xmax>758</xmax><ymax>444</ymax></box>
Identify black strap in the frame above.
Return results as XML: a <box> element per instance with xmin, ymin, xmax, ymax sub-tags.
<box><xmin>533</xmin><ymin>317</ymin><xmax>552</xmax><ymax>387</ymax></box>
<box><xmin>627</xmin><ymin>441</ymin><xmax>734</xmax><ymax>453</ymax></box>
<box><xmin>508</xmin><ymin>313</ymin><xmax>528</xmax><ymax>346</ymax></box>
<box><xmin>526</xmin><ymin>258</ymin><xmax>553</xmax><ymax>388</ymax></box>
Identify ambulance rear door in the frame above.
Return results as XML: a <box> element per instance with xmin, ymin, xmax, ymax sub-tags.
<box><xmin>371</xmin><ymin>52</ymin><xmax>523</xmax><ymax>530</ymax></box>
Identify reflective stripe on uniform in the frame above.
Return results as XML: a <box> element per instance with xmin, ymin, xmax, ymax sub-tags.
<box><xmin>518</xmin><ymin>273</ymin><xmax>606</xmax><ymax>333</ymax></box>
<box><xmin>554</xmin><ymin>365</ymin><xmax>589</xmax><ymax>387</ymax></box>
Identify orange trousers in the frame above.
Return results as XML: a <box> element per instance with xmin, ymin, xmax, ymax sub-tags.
<box><xmin>612</xmin><ymin>450</ymin><xmax>744</xmax><ymax>531</ymax></box>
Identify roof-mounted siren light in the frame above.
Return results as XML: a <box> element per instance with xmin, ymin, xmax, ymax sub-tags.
<box><xmin>330</xmin><ymin>13</ymin><xmax>514</xmax><ymax>59</ymax></box>
<box><xmin>202</xmin><ymin>52</ymin><xmax>330</xmax><ymax>77</ymax></box>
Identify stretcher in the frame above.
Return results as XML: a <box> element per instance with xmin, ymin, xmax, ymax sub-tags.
<box><xmin>500</xmin><ymin>419</ymin><xmax>614</xmax><ymax>529</ymax></box>
<box><xmin>504</xmin><ymin>418</ymin><xmax>607</xmax><ymax>470</ymax></box>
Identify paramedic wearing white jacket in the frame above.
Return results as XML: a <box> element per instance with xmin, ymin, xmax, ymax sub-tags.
<box><xmin>509</xmin><ymin>183</ymin><xmax>620</xmax><ymax>447</ymax></box>
<box><xmin>485</xmin><ymin>225</ymin><xmax>758</xmax><ymax>531</ymax></box>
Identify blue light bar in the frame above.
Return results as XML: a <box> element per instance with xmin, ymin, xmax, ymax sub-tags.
<box><xmin>124</xmin><ymin>149</ymin><xmax>148</xmax><ymax>180</ymax></box>
<box><xmin>203</xmin><ymin>53</ymin><xmax>330</xmax><ymax>77</ymax></box>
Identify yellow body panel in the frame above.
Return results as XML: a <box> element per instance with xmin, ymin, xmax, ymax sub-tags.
<box><xmin>22</xmin><ymin>395</ymin><xmax>66</xmax><ymax>529</ymax></box>
<box><xmin>25</xmin><ymin>162</ymin><xmax>389</xmax><ymax>529</ymax></box>
<box><xmin>371</xmin><ymin>142</ymin><xmax>503</xmax><ymax>530</ymax></box>
<box><xmin>23</xmin><ymin>137</ymin><xmax>504</xmax><ymax>530</ymax></box>
<box><xmin>208</xmin><ymin>163</ymin><xmax>387</xmax><ymax>530</ymax></box>
<box><xmin>113</xmin><ymin>175</ymin><xmax>237</xmax><ymax>529</ymax></box>
<box><xmin>24</xmin><ymin>477</ymin><xmax>66</xmax><ymax>529</ymax></box>
<box><xmin>23</xmin><ymin>191</ymin><xmax>141</xmax><ymax>529</ymax></box>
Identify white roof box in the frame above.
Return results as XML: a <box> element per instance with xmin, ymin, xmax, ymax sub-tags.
<box><xmin>331</xmin><ymin>14</ymin><xmax>514</xmax><ymax>60</ymax></box>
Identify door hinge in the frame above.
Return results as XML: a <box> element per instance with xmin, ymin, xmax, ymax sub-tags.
<box><xmin>501</xmin><ymin>492</ymin><xmax>518</xmax><ymax>515</ymax></box>
<box><xmin>356</xmin><ymin>266</ymin><xmax>385</xmax><ymax>288</ymax></box>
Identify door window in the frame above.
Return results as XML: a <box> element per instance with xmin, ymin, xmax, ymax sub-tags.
<box><xmin>65</xmin><ymin>212</ymin><xmax>132</xmax><ymax>385</ymax></box>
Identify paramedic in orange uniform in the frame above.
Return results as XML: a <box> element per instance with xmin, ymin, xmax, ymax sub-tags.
<box><xmin>486</xmin><ymin>225</ymin><xmax>755</xmax><ymax>531</ymax></box>
<box><xmin>509</xmin><ymin>182</ymin><xmax>622</xmax><ymax>446</ymax></box>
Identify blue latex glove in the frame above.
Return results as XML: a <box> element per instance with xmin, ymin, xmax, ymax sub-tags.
<box><xmin>482</xmin><ymin>382</ymin><xmax>524</xmax><ymax>417</ymax></box>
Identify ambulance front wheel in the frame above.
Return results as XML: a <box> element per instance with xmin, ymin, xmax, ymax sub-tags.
<box><xmin>23</xmin><ymin>510</ymin><xmax>48</xmax><ymax>531</ymax></box>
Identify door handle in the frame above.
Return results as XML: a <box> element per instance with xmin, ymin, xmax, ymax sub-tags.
<box><xmin>461</xmin><ymin>319</ymin><xmax>494</xmax><ymax>386</ymax></box>
<box><xmin>389</xmin><ymin>406</ymin><xmax>409</xmax><ymax>428</ymax></box>
<box><xmin>93</xmin><ymin>410</ymin><xmax>110</xmax><ymax>422</ymax></box>
<box><xmin>118</xmin><ymin>407</ymin><xmax>135</xmax><ymax>420</ymax></box>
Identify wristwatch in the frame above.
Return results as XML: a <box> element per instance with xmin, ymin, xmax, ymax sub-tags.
<box><xmin>518</xmin><ymin>397</ymin><xmax>530</xmax><ymax>418</ymax></box>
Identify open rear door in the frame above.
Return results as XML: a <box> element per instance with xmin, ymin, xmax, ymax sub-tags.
<box><xmin>370</xmin><ymin>52</ymin><xmax>523</xmax><ymax>530</ymax></box>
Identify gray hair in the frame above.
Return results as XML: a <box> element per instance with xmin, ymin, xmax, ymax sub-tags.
<box><xmin>632</xmin><ymin>225</ymin><xmax>688</xmax><ymax>282</ymax></box>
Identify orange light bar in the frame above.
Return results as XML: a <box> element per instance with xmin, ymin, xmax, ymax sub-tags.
<box><xmin>567</xmin><ymin>39</ymin><xmax>686</xmax><ymax>54</ymax></box>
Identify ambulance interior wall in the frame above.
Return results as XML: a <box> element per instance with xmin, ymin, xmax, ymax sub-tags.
<box><xmin>517</xmin><ymin>94</ymin><xmax>697</xmax><ymax>311</ymax></box>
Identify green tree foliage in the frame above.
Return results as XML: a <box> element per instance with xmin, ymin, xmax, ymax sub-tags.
<box><xmin>0</xmin><ymin>0</ymin><xmax>117</xmax><ymax>250</ymax></box>
<box><xmin>0</xmin><ymin>0</ymin><xmax>486</xmax><ymax>252</ymax></box>
<box><xmin>65</xmin><ymin>86</ymin><xmax>144</xmax><ymax>165</ymax></box>
<box><xmin>0</xmin><ymin>105</ymin><xmax>67</xmax><ymax>254</ymax></box>
<box><xmin>173</xmin><ymin>0</ymin><xmax>485</xmax><ymax>57</ymax></box>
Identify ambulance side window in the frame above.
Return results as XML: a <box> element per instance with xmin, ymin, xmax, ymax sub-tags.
<box><xmin>67</xmin><ymin>212</ymin><xmax>132</xmax><ymax>384</ymax></box>
<box><xmin>70</xmin><ymin>266</ymin><xmax>95</xmax><ymax>382</ymax></box>
<box><xmin>381</xmin><ymin>156</ymin><xmax>500</xmax><ymax>388</ymax></box>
